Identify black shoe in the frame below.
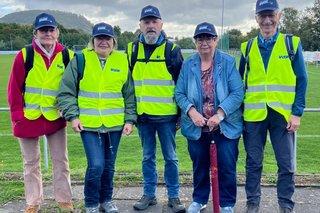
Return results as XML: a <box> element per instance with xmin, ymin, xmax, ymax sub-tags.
<box><xmin>133</xmin><ymin>195</ymin><xmax>157</xmax><ymax>210</ymax></box>
<box><xmin>245</xmin><ymin>203</ymin><xmax>260</xmax><ymax>213</ymax></box>
<box><xmin>279</xmin><ymin>207</ymin><xmax>294</xmax><ymax>213</ymax></box>
<box><xmin>168</xmin><ymin>198</ymin><xmax>186</xmax><ymax>213</ymax></box>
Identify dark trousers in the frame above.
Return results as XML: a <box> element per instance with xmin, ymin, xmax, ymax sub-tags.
<box><xmin>187</xmin><ymin>131</ymin><xmax>239</xmax><ymax>207</ymax></box>
<box><xmin>243</xmin><ymin>107</ymin><xmax>295</xmax><ymax>209</ymax></box>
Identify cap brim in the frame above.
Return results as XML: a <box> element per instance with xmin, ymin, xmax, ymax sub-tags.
<box><xmin>140</xmin><ymin>15</ymin><xmax>161</xmax><ymax>21</ymax></box>
<box><xmin>256</xmin><ymin>8</ymin><xmax>278</xmax><ymax>14</ymax></box>
<box><xmin>193</xmin><ymin>32</ymin><xmax>217</xmax><ymax>39</ymax></box>
<box><xmin>34</xmin><ymin>24</ymin><xmax>57</xmax><ymax>30</ymax></box>
<box><xmin>92</xmin><ymin>33</ymin><xmax>114</xmax><ymax>38</ymax></box>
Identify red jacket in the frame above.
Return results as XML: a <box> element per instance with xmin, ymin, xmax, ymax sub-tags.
<box><xmin>7</xmin><ymin>40</ymin><xmax>67</xmax><ymax>138</ymax></box>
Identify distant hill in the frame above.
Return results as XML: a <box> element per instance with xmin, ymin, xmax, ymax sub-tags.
<box><xmin>0</xmin><ymin>10</ymin><xmax>93</xmax><ymax>33</ymax></box>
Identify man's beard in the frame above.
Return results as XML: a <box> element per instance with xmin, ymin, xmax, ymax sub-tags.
<box><xmin>144</xmin><ymin>33</ymin><xmax>159</xmax><ymax>45</ymax></box>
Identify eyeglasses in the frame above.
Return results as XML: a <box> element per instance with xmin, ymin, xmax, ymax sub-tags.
<box><xmin>196</xmin><ymin>36</ymin><xmax>217</xmax><ymax>44</ymax></box>
<box><xmin>257</xmin><ymin>12</ymin><xmax>277</xmax><ymax>19</ymax></box>
<box><xmin>95</xmin><ymin>36</ymin><xmax>113</xmax><ymax>41</ymax></box>
<box><xmin>38</xmin><ymin>27</ymin><xmax>56</xmax><ymax>33</ymax></box>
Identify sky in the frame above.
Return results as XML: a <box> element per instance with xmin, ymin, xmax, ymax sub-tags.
<box><xmin>0</xmin><ymin>0</ymin><xmax>315</xmax><ymax>38</ymax></box>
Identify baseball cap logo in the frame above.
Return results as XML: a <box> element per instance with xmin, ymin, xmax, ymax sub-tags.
<box><xmin>199</xmin><ymin>25</ymin><xmax>211</xmax><ymax>31</ymax></box>
<box><xmin>98</xmin><ymin>26</ymin><xmax>107</xmax><ymax>31</ymax></box>
<box><xmin>39</xmin><ymin>17</ymin><xmax>51</xmax><ymax>22</ymax></box>
<box><xmin>259</xmin><ymin>0</ymin><xmax>272</xmax><ymax>6</ymax></box>
<box><xmin>144</xmin><ymin>8</ymin><xmax>153</xmax><ymax>14</ymax></box>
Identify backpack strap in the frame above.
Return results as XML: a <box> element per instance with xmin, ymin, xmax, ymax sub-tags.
<box><xmin>129</xmin><ymin>40</ymin><xmax>139</xmax><ymax>71</ymax></box>
<box><xmin>164</xmin><ymin>41</ymin><xmax>174</xmax><ymax>71</ymax></box>
<box><xmin>285</xmin><ymin>34</ymin><xmax>295</xmax><ymax>62</ymax></box>
<box><xmin>129</xmin><ymin>40</ymin><xmax>174</xmax><ymax>71</ymax></box>
<box><xmin>75</xmin><ymin>53</ymin><xmax>85</xmax><ymax>80</ymax></box>
<box><xmin>24</xmin><ymin>44</ymin><xmax>34</xmax><ymax>77</ymax></box>
<box><xmin>61</xmin><ymin>47</ymin><xmax>70</xmax><ymax>68</ymax></box>
<box><xmin>244</xmin><ymin>38</ymin><xmax>254</xmax><ymax>90</ymax></box>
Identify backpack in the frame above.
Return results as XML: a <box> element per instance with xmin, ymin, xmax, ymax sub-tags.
<box><xmin>244</xmin><ymin>34</ymin><xmax>295</xmax><ymax>89</ymax></box>
<box><xmin>24</xmin><ymin>44</ymin><xmax>70</xmax><ymax>76</ymax></box>
<box><xmin>75</xmin><ymin>52</ymin><xmax>85</xmax><ymax>80</ymax></box>
<box><xmin>23</xmin><ymin>45</ymin><xmax>70</xmax><ymax>92</ymax></box>
<box><xmin>129</xmin><ymin>40</ymin><xmax>174</xmax><ymax>72</ymax></box>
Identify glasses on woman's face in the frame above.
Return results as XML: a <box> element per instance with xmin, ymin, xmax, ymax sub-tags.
<box><xmin>196</xmin><ymin>36</ymin><xmax>217</xmax><ymax>44</ymax></box>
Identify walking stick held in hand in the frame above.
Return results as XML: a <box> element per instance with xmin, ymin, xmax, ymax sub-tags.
<box><xmin>210</xmin><ymin>131</ymin><xmax>220</xmax><ymax>212</ymax></box>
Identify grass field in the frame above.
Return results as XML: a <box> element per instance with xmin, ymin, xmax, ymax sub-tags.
<box><xmin>0</xmin><ymin>53</ymin><xmax>320</xmax><ymax>204</ymax></box>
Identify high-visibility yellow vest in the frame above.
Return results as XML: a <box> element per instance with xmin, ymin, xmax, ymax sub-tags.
<box><xmin>78</xmin><ymin>49</ymin><xmax>128</xmax><ymax>128</ymax></box>
<box><xmin>241</xmin><ymin>33</ymin><xmax>299</xmax><ymax>122</ymax></box>
<box><xmin>127</xmin><ymin>42</ymin><xmax>177</xmax><ymax>115</ymax></box>
<box><xmin>22</xmin><ymin>48</ymin><xmax>73</xmax><ymax>121</ymax></box>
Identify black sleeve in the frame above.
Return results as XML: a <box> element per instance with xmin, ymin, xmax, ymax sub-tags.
<box><xmin>169</xmin><ymin>45</ymin><xmax>184</xmax><ymax>83</ymax></box>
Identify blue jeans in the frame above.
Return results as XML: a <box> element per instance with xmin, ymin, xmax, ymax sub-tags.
<box><xmin>187</xmin><ymin>131</ymin><xmax>239</xmax><ymax>207</ymax></box>
<box><xmin>137</xmin><ymin>122</ymin><xmax>180</xmax><ymax>198</ymax></box>
<box><xmin>243</xmin><ymin>107</ymin><xmax>295</xmax><ymax>209</ymax></box>
<box><xmin>80</xmin><ymin>130</ymin><xmax>122</xmax><ymax>207</ymax></box>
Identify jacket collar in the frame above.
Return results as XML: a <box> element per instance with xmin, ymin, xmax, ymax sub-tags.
<box><xmin>191</xmin><ymin>49</ymin><xmax>222</xmax><ymax>77</ymax></box>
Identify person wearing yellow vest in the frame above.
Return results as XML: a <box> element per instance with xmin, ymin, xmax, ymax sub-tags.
<box><xmin>126</xmin><ymin>5</ymin><xmax>185</xmax><ymax>213</ymax></box>
<box><xmin>238</xmin><ymin>1</ymin><xmax>308</xmax><ymax>213</ymax></box>
<box><xmin>7</xmin><ymin>13</ymin><xmax>74</xmax><ymax>213</ymax></box>
<box><xmin>57</xmin><ymin>22</ymin><xmax>136</xmax><ymax>213</ymax></box>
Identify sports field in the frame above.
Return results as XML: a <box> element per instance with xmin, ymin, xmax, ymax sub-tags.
<box><xmin>0</xmin><ymin>53</ymin><xmax>319</xmax><ymax>203</ymax></box>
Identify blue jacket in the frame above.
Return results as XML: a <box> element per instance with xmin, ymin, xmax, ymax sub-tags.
<box><xmin>175</xmin><ymin>49</ymin><xmax>244</xmax><ymax>140</ymax></box>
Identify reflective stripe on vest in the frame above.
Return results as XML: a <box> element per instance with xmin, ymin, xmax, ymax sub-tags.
<box><xmin>241</xmin><ymin>33</ymin><xmax>299</xmax><ymax>122</ymax></box>
<box><xmin>22</xmin><ymin>47</ymin><xmax>73</xmax><ymax>121</ymax></box>
<box><xmin>128</xmin><ymin>42</ymin><xmax>177</xmax><ymax>115</ymax></box>
<box><xmin>78</xmin><ymin>49</ymin><xmax>128</xmax><ymax>128</ymax></box>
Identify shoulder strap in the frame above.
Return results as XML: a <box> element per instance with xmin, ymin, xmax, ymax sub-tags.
<box><xmin>62</xmin><ymin>47</ymin><xmax>70</xmax><ymax>68</ymax></box>
<box><xmin>129</xmin><ymin>40</ymin><xmax>139</xmax><ymax>71</ymax></box>
<box><xmin>244</xmin><ymin>38</ymin><xmax>254</xmax><ymax>90</ymax></box>
<box><xmin>75</xmin><ymin>53</ymin><xmax>85</xmax><ymax>80</ymax></box>
<box><xmin>285</xmin><ymin>34</ymin><xmax>295</xmax><ymax>62</ymax></box>
<box><xmin>164</xmin><ymin>41</ymin><xmax>174</xmax><ymax>70</ymax></box>
<box><xmin>24</xmin><ymin>44</ymin><xmax>34</xmax><ymax>77</ymax></box>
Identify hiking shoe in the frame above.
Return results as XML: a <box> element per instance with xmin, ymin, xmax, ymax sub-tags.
<box><xmin>279</xmin><ymin>207</ymin><xmax>294</xmax><ymax>213</ymax></box>
<box><xmin>85</xmin><ymin>206</ymin><xmax>99</xmax><ymax>213</ymax></box>
<box><xmin>221</xmin><ymin>206</ymin><xmax>234</xmax><ymax>213</ymax></box>
<box><xmin>245</xmin><ymin>203</ymin><xmax>260</xmax><ymax>213</ymax></box>
<box><xmin>58</xmin><ymin>202</ymin><xmax>73</xmax><ymax>211</ymax></box>
<box><xmin>133</xmin><ymin>195</ymin><xmax>157</xmax><ymax>210</ymax></box>
<box><xmin>187</xmin><ymin>202</ymin><xmax>207</xmax><ymax>213</ymax></box>
<box><xmin>168</xmin><ymin>197</ymin><xmax>186</xmax><ymax>213</ymax></box>
<box><xmin>100</xmin><ymin>201</ymin><xmax>119</xmax><ymax>213</ymax></box>
<box><xmin>25</xmin><ymin>205</ymin><xmax>40</xmax><ymax>213</ymax></box>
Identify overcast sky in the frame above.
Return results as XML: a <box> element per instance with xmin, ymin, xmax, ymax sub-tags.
<box><xmin>0</xmin><ymin>0</ymin><xmax>314</xmax><ymax>38</ymax></box>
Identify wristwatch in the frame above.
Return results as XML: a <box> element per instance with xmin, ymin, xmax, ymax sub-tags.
<box><xmin>216</xmin><ymin>113</ymin><xmax>225</xmax><ymax>121</ymax></box>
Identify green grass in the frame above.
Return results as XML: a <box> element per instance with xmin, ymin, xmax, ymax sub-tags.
<box><xmin>0</xmin><ymin>53</ymin><xmax>320</xmax><ymax>205</ymax></box>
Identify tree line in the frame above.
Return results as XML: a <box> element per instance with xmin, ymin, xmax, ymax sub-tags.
<box><xmin>0</xmin><ymin>0</ymin><xmax>319</xmax><ymax>51</ymax></box>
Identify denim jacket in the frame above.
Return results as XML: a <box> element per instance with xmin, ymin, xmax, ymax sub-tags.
<box><xmin>175</xmin><ymin>49</ymin><xmax>244</xmax><ymax>140</ymax></box>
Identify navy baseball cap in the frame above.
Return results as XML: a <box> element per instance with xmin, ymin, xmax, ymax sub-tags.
<box><xmin>33</xmin><ymin>13</ymin><xmax>58</xmax><ymax>30</ymax></box>
<box><xmin>256</xmin><ymin>0</ymin><xmax>279</xmax><ymax>14</ymax></box>
<box><xmin>193</xmin><ymin>22</ymin><xmax>217</xmax><ymax>38</ymax></box>
<box><xmin>140</xmin><ymin>5</ymin><xmax>161</xmax><ymax>20</ymax></box>
<box><xmin>92</xmin><ymin>22</ymin><xmax>115</xmax><ymax>38</ymax></box>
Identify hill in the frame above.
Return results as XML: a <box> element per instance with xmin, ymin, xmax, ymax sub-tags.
<box><xmin>0</xmin><ymin>9</ymin><xmax>93</xmax><ymax>33</ymax></box>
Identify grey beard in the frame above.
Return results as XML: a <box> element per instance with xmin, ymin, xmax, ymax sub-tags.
<box><xmin>144</xmin><ymin>34</ymin><xmax>158</xmax><ymax>45</ymax></box>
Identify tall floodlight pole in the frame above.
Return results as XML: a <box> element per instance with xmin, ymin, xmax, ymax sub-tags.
<box><xmin>221</xmin><ymin>0</ymin><xmax>224</xmax><ymax>49</ymax></box>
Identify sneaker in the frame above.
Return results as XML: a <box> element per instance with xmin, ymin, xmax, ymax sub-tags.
<box><xmin>168</xmin><ymin>197</ymin><xmax>186</xmax><ymax>213</ymax></box>
<box><xmin>279</xmin><ymin>207</ymin><xmax>294</xmax><ymax>213</ymax></box>
<box><xmin>133</xmin><ymin>195</ymin><xmax>157</xmax><ymax>210</ymax></box>
<box><xmin>187</xmin><ymin>202</ymin><xmax>207</xmax><ymax>213</ymax></box>
<box><xmin>58</xmin><ymin>202</ymin><xmax>74</xmax><ymax>211</ymax></box>
<box><xmin>221</xmin><ymin>206</ymin><xmax>234</xmax><ymax>213</ymax></box>
<box><xmin>25</xmin><ymin>205</ymin><xmax>40</xmax><ymax>213</ymax></box>
<box><xmin>86</xmin><ymin>206</ymin><xmax>99</xmax><ymax>213</ymax></box>
<box><xmin>100</xmin><ymin>201</ymin><xmax>119</xmax><ymax>213</ymax></box>
<box><xmin>245</xmin><ymin>203</ymin><xmax>260</xmax><ymax>213</ymax></box>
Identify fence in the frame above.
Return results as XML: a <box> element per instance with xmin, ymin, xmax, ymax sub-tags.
<box><xmin>1</xmin><ymin>107</ymin><xmax>319</xmax><ymax>171</ymax></box>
